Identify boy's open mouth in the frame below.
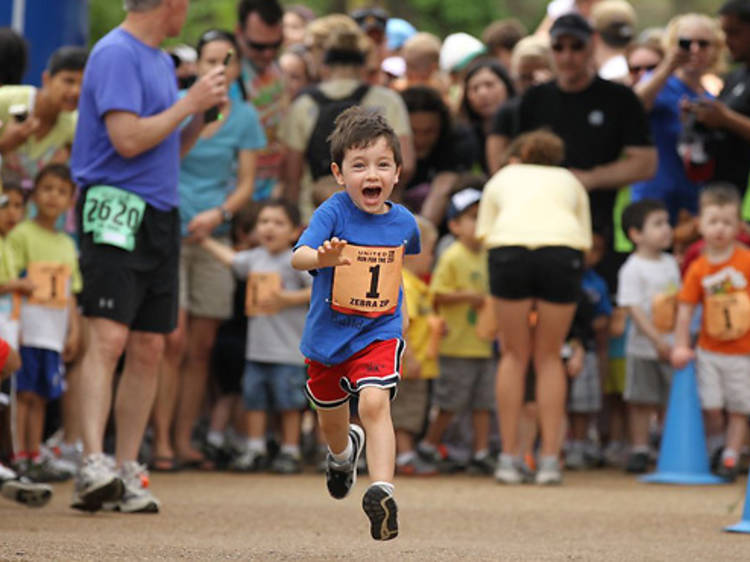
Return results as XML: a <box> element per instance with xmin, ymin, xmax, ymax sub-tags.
<box><xmin>362</xmin><ymin>187</ymin><xmax>382</xmax><ymax>201</ymax></box>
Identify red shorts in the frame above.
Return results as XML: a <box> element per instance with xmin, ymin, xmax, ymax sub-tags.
<box><xmin>305</xmin><ymin>338</ymin><xmax>405</xmax><ymax>409</ymax></box>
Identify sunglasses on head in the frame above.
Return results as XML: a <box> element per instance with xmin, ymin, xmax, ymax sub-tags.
<box><xmin>678</xmin><ymin>37</ymin><xmax>712</xmax><ymax>50</ymax></box>
<box><xmin>244</xmin><ymin>36</ymin><xmax>283</xmax><ymax>52</ymax></box>
<box><xmin>551</xmin><ymin>41</ymin><xmax>585</xmax><ymax>52</ymax></box>
<box><xmin>629</xmin><ymin>64</ymin><xmax>657</xmax><ymax>74</ymax></box>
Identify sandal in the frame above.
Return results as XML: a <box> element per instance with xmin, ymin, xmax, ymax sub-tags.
<box><xmin>149</xmin><ymin>456</ymin><xmax>181</xmax><ymax>472</ymax></box>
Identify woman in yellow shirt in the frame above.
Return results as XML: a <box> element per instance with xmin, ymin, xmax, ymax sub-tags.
<box><xmin>476</xmin><ymin>130</ymin><xmax>592</xmax><ymax>485</ymax></box>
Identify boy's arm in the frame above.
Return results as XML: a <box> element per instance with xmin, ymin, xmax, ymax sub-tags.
<box><xmin>275</xmin><ymin>287</ymin><xmax>312</xmax><ymax>308</ymax></box>
<box><xmin>433</xmin><ymin>291</ymin><xmax>485</xmax><ymax>308</ymax></box>
<box><xmin>200</xmin><ymin>237</ymin><xmax>237</xmax><ymax>268</ymax></box>
<box><xmin>626</xmin><ymin>305</ymin><xmax>671</xmax><ymax>360</ymax></box>
<box><xmin>671</xmin><ymin>302</ymin><xmax>696</xmax><ymax>369</ymax></box>
<box><xmin>291</xmin><ymin>238</ymin><xmax>351</xmax><ymax>271</ymax></box>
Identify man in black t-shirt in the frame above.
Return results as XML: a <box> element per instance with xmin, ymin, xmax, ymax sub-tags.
<box><xmin>491</xmin><ymin>14</ymin><xmax>656</xmax><ymax>290</ymax></box>
<box><xmin>685</xmin><ymin>0</ymin><xmax>750</xmax><ymax>195</ymax></box>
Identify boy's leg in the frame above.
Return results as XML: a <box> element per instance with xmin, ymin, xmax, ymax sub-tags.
<box><xmin>318</xmin><ymin>402</ymin><xmax>352</xmax><ymax>457</ymax></box>
<box><xmin>471</xmin><ymin>410</ymin><xmax>490</xmax><ymax>454</ymax></box>
<box><xmin>25</xmin><ymin>394</ymin><xmax>46</xmax><ymax>458</ymax></box>
<box><xmin>358</xmin><ymin>386</ymin><xmax>395</xmax><ymax>483</ymax></box>
<box><xmin>422</xmin><ymin>410</ymin><xmax>454</xmax><ymax>449</ymax></box>
<box><xmin>280</xmin><ymin>410</ymin><xmax>301</xmax><ymax>447</ymax></box>
<box><xmin>14</xmin><ymin>393</ymin><xmax>31</xmax><ymax>464</ymax></box>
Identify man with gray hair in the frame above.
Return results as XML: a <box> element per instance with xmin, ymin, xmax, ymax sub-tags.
<box><xmin>70</xmin><ymin>0</ymin><xmax>227</xmax><ymax>513</ymax></box>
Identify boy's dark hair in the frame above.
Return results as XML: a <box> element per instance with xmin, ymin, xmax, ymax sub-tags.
<box><xmin>237</xmin><ymin>0</ymin><xmax>283</xmax><ymax>28</ymax></box>
<box><xmin>259</xmin><ymin>198</ymin><xmax>301</xmax><ymax>227</ymax></box>
<box><xmin>1</xmin><ymin>176</ymin><xmax>25</xmax><ymax>201</ymax></box>
<box><xmin>47</xmin><ymin>46</ymin><xmax>88</xmax><ymax>76</ymax></box>
<box><xmin>196</xmin><ymin>29</ymin><xmax>239</xmax><ymax>58</ymax></box>
<box><xmin>482</xmin><ymin>19</ymin><xmax>527</xmax><ymax>54</ymax></box>
<box><xmin>700</xmin><ymin>182</ymin><xmax>742</xmax><ymax>212</ymax></box>
<box><xmin>719</xmin><ymin>0</ymin><xmax>750</xmax><ymax>23</ymax></box>
<box><xmin>329</xmin><ymin>106</ymin><xmax>403</xmax><ymax>169</ymax></box>
<box><xmin>621</xmin><ymin>198</ymin><xmax>667</xmax><ymax>242</ymax></box>
<box><xmin>33</xmin><ymin>163</ymin><xmax>75</xmax><ymax>193</ymax></box>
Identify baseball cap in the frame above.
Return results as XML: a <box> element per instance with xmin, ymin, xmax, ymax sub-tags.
<box><xmin>549</xmin><ymin>14</ymin><xmax>594</xmax><ymax>43</ymax></box>
<box><xmin>447</xmin><ymin>188</ymin><xmax>482</xmax><ymax>220</ymax></box>
<box><xmin>439</xmin><ymin>32</ymin><xmax>486</xmax><ymax>73</ymax></box>
<box><xmin>386</xmin><ymin>18</ymin><xmax>417</xmax><ymax>51</ymax></box>
<box><xmin>381</xmin><ymin>56</ymin><xmax>406</xmax><ymax>77</ymax></box>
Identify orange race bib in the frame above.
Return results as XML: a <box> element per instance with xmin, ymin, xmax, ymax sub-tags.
<box><xmin>330</xmin><ymin>244</ymin><xmax>403</xmax><ymax>317</ymax></box>
<box><xmin>705</xmin><ymin>292</ymin><xmax>750</xmax><ymax>341</ymax></box>
<box><xmin>652</xmin><ymin>293</ymin><xmax>677</xmax><ymax>333</ymax></box>
<box><xmin>245</xmin><ymin>272</ymin><xmax>282</xmax><ymax>317</ymax></box>
<box><xmin>27</xmin><ymin>262</ymin><xmax>71</xmax><ymax>309</ymax></box>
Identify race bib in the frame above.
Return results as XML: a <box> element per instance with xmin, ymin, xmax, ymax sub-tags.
<box><xmin>652</xmin><ymin>293</ymin><xmax>677</xmax><ymax>333</ymax></box>
<box><xmin>82</xmin><ymin>185</ymin><xmax>146</xmax><ymax>251</ymax></box>
<box><xmin>330</xmin><ymin>244</ymin><xmax>403</xmax><ymax>317</ymax></box>
<box><xmin>27</xmin><ymin>262</ymin><xmax>71</xmax><ymax>309</ymax></box>
<box><xmin>705</xmin><ymin>292</ymin><xmax>750</xmax><ymax>341</ymax></box>
<box><xmin>245</xmin><ymin>272</ymin><xmax>282</xmax><ymax>317</ymax></box>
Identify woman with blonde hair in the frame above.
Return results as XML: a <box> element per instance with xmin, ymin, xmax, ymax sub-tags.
<box><xmin>631</xmin><ymin>13</ymin><xmax>727</xmax><ymax>222</ymax></box>
<box><xmin>477</xmin><ymin>129</ymin><xmax>592</xmax><ymax>485</ymax></box>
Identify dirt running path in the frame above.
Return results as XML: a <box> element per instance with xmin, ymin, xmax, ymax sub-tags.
<box><xmin>2</xmin><ymin>470</ymin><xmax>749</xmax><ymax>560</ymax></box>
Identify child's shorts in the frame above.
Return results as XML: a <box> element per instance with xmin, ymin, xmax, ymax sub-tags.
<box><xmin>434</xmin><ymin>356</ymin><xmax>496</xmax><ymax>412</ymax></box>
<box><xmin>624</xmin><ymin>356</ymin><xmax>672</xmax><ymax>405</ymax></box>
<box><xmin>16</xmin><ymin>347</ymin><xmax>65</xmax><ymax>400</ymax></box>
<box><xmin>568</xmin><ymin>351</ymin><xmax>602</xmax><ymax>414</ymax></box>
<box><xmin>305</xmin><ymin>338</ymin><xmax>404</xmax><ymax>409</ymax></box>
<box><xmin>242</xmin><ymin>360</ymin><xmax>307</xmax><ymax>411</ymax></box>
<box><xmin>391</xmin><ymin>378</ymin><xmax>429</xmax><ymax>434</ymax></box>
<box><xmin>696</xmin><ymin>348</ymin><xmax>750</xmax><ymax>414</ymax></box>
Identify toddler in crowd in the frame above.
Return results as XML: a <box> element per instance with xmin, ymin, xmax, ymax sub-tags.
<box><xmin>0</xmin><ymin>180</ymin><xmax>25</xmax><ymax>237</ymax></box>
<box><xmin>202</xmin><ymin>200</ymin><xmax>312</xmax><ymax>474</ymax></box>
<box><xmin>566</xmin><ymin>231</ymin><xmax>612</xmax><ymax>469</ymax></box>
<box><xmin>393</xmin><ymin>215</ymin><xmax>439</xmax><ymax>476</ymax></box>
<box><xmin>291</xmin><ymin>106</ymin><xmax>420</xmax><ymax>540</ymax></box>
<box><xmin>672</xmin><ymin>184</ymin><xmax>750</xmax><ymax>481</ymax></box>
<box><xmin>418</xmin><ymin>188</ymin><xmax>496</xmax><ymax>475</ymax></box>
<box><xmin>5</xmin><ymin>163</ymin><xmax>81</xmax><ymax>482</ymax></box>
<box><xmin>617</xmin><ymin>199</ymin><xmax>680</xmax><ymax>474</ymax></box>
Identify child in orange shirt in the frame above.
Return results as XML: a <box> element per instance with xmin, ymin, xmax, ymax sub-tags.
<box><xmin>672</xmin><ymin>184</ymin><xmax>750</xmax><ymax>481</ymax></box>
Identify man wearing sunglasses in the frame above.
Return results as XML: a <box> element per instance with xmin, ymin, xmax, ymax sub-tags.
<box><xmin>234</xmin><ymin>0</ymin><xmax>285</xmax><ymax>201</ymax></box>
<box><xmin>506</xmin><ymin>13</ymin><xmax>656</xmax><ymax>292</ymax></box>
<box><xmin>686</xmin><ymin>0</ymin><xmax>750</xmax><ymax>198</ymax></box>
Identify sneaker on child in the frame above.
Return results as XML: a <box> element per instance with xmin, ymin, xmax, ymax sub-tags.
<box><xmin>103</xmin><ymin>461</ymin><xmax>160</xmax><ymax>513</ymax></box>
<box><xmin>326</xmin><ymin>424</ymin><xmax>365</xmax><ymax>500</ymax></box>
<box><xmin>494</xmin><ymin>454</ymin><xmax>524</xmax><ymax>485</ymax></box>
<box><xmin>270</xmin><ymin>451</ymin><xmax>302</xmax><ymax>475</ymax></box>
<box><xmin>362</xmin><ymin>483</ymin><xmax>398</xmax><ymax>541</ymax></box>
<box><xmin>535</xmin><ymin>456</ymin><xmax>563</xmax><ymax>485</ymax></box>
<box><xmin>1</xmin><ymin>478</ymin><xmax>53</xmax><ymax>508</ymax></box>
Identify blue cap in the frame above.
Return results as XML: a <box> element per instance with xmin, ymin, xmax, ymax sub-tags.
<box><xmin>386</xmin><ymin>18</ymin><xmax>417</xmax><ymax>51</ymax></box>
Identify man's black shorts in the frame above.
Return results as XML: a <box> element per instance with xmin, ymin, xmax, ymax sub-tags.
<box><xmin>78</xmin><ymin>199</ymin><xmax>180</xmax><ymax>334</ymax></box>
<box><xmin>488</xmin><ymin>245</ymin><xmax>583</xmax><ymax>304</ymax></box>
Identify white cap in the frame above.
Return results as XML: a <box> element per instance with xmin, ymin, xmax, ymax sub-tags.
<box><xmin>381</xmin><ymin>56</ymin><xmax>406</xmax><ymax>77</ymax></box>
<box><xmin>439</xmin><ymin>32</ymin><xmax>486</xmax><ymax>73</ymax></box>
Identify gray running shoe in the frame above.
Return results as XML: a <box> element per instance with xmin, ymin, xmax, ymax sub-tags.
<box><xmin>71</xmin><ymin>453</ymin><xmax>123</xmax><ymax>512</ymax></box>
<box><xmin>494</xmin><ymin>455</ymin><xmax>523</xmax><ymax>485</ymax></box>
<box><xmin>270</xmin><ymin>452</ymin><xmax>302</xmax><ymax>475</ymax></box>
<box><xmin>535</xmin><ymin>457</ymin><xmax>563</xmax><ymax>485</ymax></box>
<box><xmin>104</xmin><ymin>461</ymin><xmax>160</xmax><ymax>513</ymax></box>
<box><xmin>362</xmin><ymin>484</ymin><xmax>398</xmax><ymax>541</ymax></box>
<box><xmin>230</xmin><ymin>449</ymin><xmax>267</xmax><ymax>472</ymax></box>
<box><xmin>1</xmin><ymin>478</ymin><xmax>52</xmax><ymax>508</ymax></box>
<box><xmin>326</xmin><ymin>424</ymin><xmax>365</xmax><ymax>500</ymax></box>
<box><xmin>468</xmin><ymin>454</ymin><xmax>496</xmax><ymax>476</ymax></box>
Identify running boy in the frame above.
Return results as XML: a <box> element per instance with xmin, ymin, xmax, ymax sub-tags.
<box><xmin>5</xmin><ymin>163</ymin><xmax>81</xmax><ymax>481</ymax></box>
<box><xmin>418</xmin><ymin>188</ymin><xmax>495</xmax><ymax>476</ymax></box>
<box><xmin>672</xmin><ymin>184</ymin><xmax>750</xmax><ymax>481</ymax></box>
<box><xmin>202</xmin><ymin>200</ymin><xmax>312</xmax><ymax>474</ymax></box>
<box><xmin>291</xmin><ymin>107</ymin><xmax>420</xmax><ymax>541</ymax></box>
<box><xmin>617</xmin><ymin>199</ymin><xmax>680</xmax><ymax>473</ymax></box>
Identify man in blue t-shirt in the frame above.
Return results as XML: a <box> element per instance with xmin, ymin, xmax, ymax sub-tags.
<box><xmin>69</xmin><ymin>0</ymin><xmax>227</xmax><ymax>515</ymax></box>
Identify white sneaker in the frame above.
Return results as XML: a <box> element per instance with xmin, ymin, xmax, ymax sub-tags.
<box><xmin>40</xmin><ymin>446</ymin><xmax>77</xmax><ymax>479</ymax></box>
<box><xmin>2</xmin><ymin>478</ymin><xmax>53</xmax><ymax>508</ymax></box>
<box><xmin>104</xmin><ymin>461</ymin><xmax>160</xmax><ymax>514</ymax></box>
<box><xmin>71</xmin><ymin>453</ymin><xmax>123</xmax><ymax>512</ymax></box>
<box><xmin>535</xmin><ymin>457</ymin><xmax>563</xmax><ymax>485</ymax></box>
<box><xmin>230</xmin><ymin>449</ymin><xmax>267</xmax><ymax>472</ymax></box>
<box><xmin>0</xmin><ymin>462</ymin><xmax>18</xmax><ymax>482</ymax></box>
<box><xmin>494</xmin><ymin>454</ymin><xmax>523</xmax><ymax>485</ymax></box>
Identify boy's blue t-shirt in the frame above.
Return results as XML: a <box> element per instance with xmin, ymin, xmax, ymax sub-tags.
<box><xmin>295</xmin><ymin>191</ymin><xmax>421</xmax><ymax>365</ymax></box>
<box><xmin>582</xmin><ymin>268</ymin><xmax>612</xmax><ymax>319</ymax></box>
<box><xmin>178</xmin><ymin>94</ymin><xmax>266</xmax><ymax>237</ymax></box>
<box><xmin>71</xmin><ymin>27</ymin><xmax>180</xmax><ymax>211</ymax></box>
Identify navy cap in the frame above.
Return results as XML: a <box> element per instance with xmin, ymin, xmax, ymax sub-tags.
<box><xmin>550</xmin><ymin>13</ymin><xmax>594</xmax><ymax>42</ymax></box>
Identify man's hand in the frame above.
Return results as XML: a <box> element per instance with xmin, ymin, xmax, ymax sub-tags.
<box><xmin>670</xmin><ymin>345</ymin><xmax>695</xmax><ymax>370</ymax></box>
<box><xmin>317</xmin><ymin>237</ymin><xmax>351</xmax><ymax>268</ymax></box>
<box><xmin>0</xmin><ymin>116</ymin><xmax>40</xmax><ymax>153</ymax></box>
<box><xmin>184</xmin><ymin>65</ymin><xmax>228</xmax><ymax>114</ymax></box>
<box><xmin>684</xmin><ymin>98</ymin><xmax>729</xmax><ymax>129</ymax></box>
<box><xmin>186</xmin><ymin>208</ymin><xmax>222</xmax><ymax>243</ymax></box>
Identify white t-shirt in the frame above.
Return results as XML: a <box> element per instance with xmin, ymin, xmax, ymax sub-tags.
<box><xmin>617</xmin><ymin>253</ymin><xmax>681</xmax><ymax>359</ymax></box>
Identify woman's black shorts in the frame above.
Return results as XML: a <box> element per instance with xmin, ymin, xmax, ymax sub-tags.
<box><xmin>488</xmin><ymin>246</ymin><xmax>583</xmax><ymax>304</ymax></box>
